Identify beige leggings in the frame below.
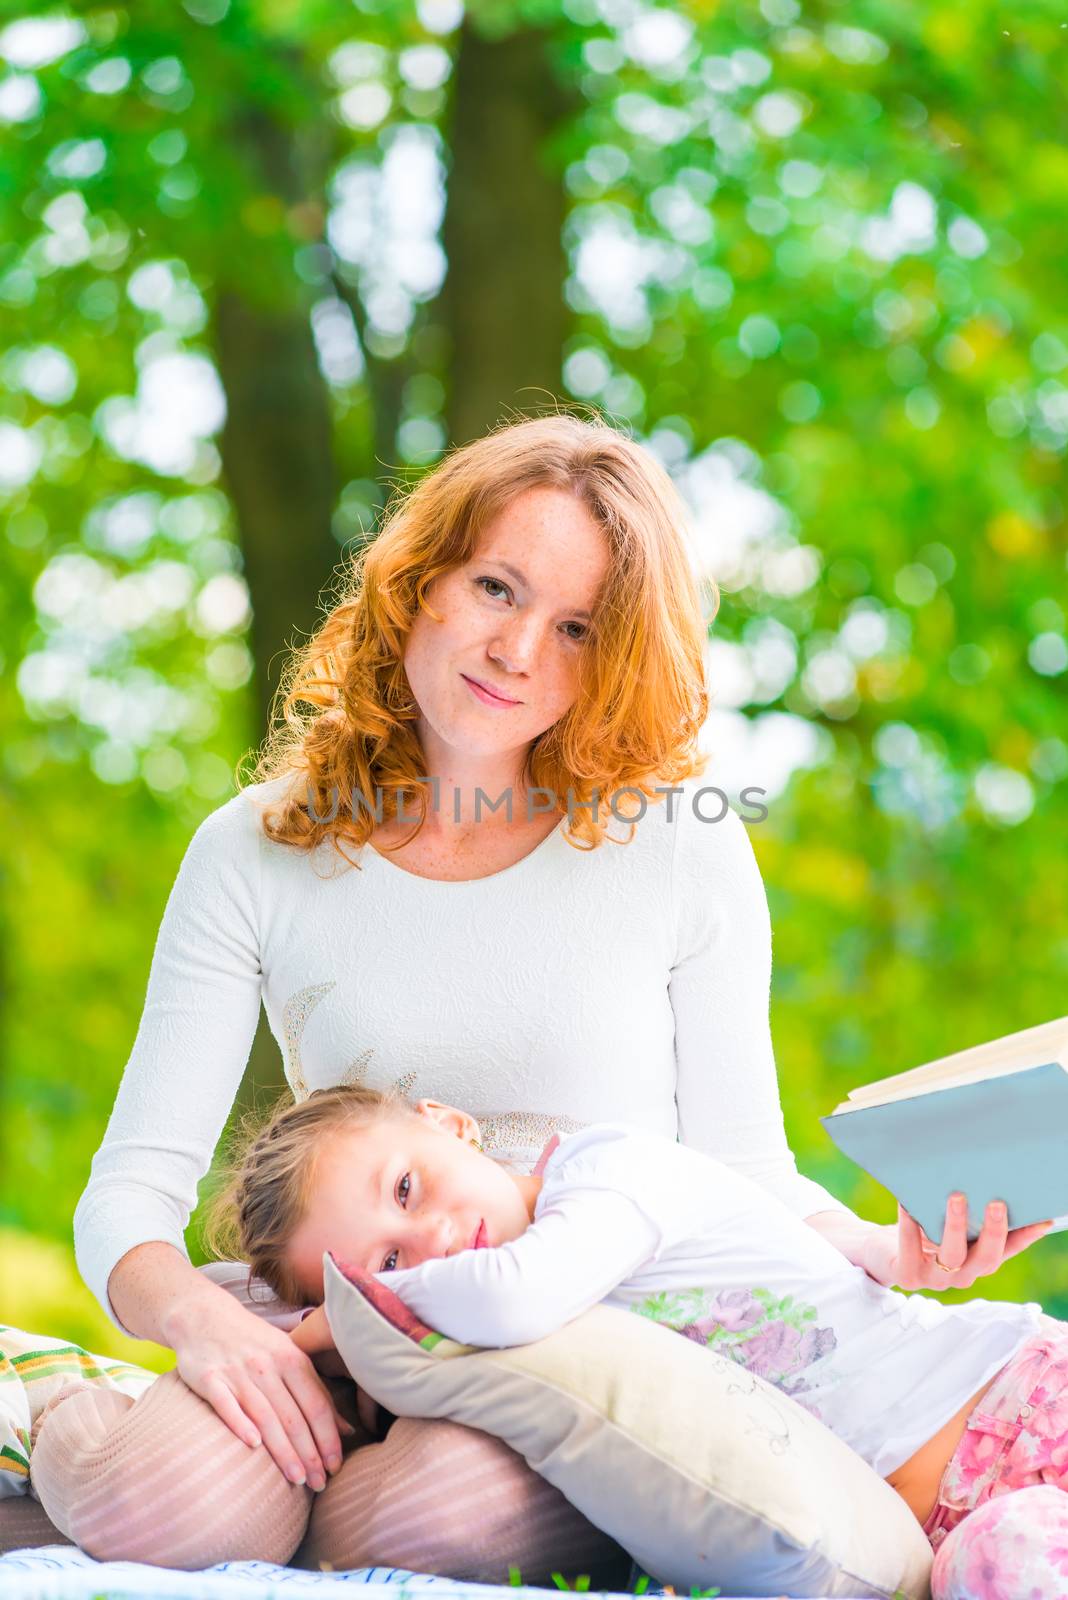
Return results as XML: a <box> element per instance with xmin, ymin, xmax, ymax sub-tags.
<box><xmin>28</xmin><ymin>1373</ymin><xmax>627</xmax><ymax>1582</ymax></box>
<box><xmin>25</xmin><ymin>1262</ymin><xmax>628</xmax><ymax>1582</ymax></box>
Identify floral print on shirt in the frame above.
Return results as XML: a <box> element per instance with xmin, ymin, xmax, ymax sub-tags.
<box><xmin>630</xmin><ymin>1285</ymin><xmax>837</xmax><ymax>1412</ymax></box>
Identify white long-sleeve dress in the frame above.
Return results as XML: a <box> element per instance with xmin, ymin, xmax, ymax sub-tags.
<box><xmin>74</xmin><ymin>773</ymin><xmax>853</xmax><ymax>1330</ymax></box>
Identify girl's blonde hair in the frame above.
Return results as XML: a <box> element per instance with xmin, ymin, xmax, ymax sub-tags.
<box><xmin>202</xmin><ymin>1085</ymin><xmax>417</xmax><ymax>1307</ymax></box>
<box><xmin>245</xmin><ymin>411</ymin><xmax>714</xmax><ymax>863</ymax></box>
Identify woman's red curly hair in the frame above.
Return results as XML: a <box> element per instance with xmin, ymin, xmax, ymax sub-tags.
<box><xmin>243</xmin><ymin>410</ymin><xmax>716</xmax><ymax>862</ymax></box>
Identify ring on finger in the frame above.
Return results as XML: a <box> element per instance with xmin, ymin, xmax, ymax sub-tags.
<box><xmin>933</xmin><ymin>1258</ymin><xmax>955</xmax><ymax>1274</ymax></box>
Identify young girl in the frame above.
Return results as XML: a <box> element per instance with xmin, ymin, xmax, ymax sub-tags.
<box><xmin>207</xmin><ymin>1084</ymin><xmax>1068</xmax><ymax>1568</ymax></box>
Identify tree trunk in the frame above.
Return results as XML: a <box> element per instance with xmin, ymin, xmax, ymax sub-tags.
<box><xmin>212</xmin><ymin>293</ymin><xmax>337</xmax><ymax>1105</ymax></box>
<box><xmin>441</xmin><ymin>21</ymin><xmax>573</xmax><ymax>446</ymax></box>
<box><xmin>214</xmin><ymin>291</ymin><xmax>338</xmax><ymax>730</ymax></box>
<box><xmin>210</xmin><ymin>100</ymin><xmax>341</xmax><ymax>1103</ymax></box>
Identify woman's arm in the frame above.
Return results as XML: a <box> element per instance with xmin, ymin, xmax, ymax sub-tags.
<box><xmin>108</xmin><ymin>1241</ymin><xmax>351</xmax><ymax>1485</ymax></box>
<box><xmin>668</xmin><ymin>796</ymin><xmax>857</xmax><ymax>1223</ymax></box>
<box><xmin>806</xmin><ymin>1200</ymin><xmax>1054</xmax><ymax>1290</ymax></box>
<box><xmin>73</xmin><ymin>794</ymin><xmax>262</xmax><ymax>1329</ymax></box>
<box><xmin>73</xmin><ymin>791</ymin><xmax>350</xmax><ymax>1484</ymax></box>
<box><xmin>666</xmin><ymin>794</ymin><xmax>1053</xmax><ymax>1290</ymax></box>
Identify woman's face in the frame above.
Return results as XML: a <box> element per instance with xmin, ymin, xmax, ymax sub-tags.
<box><xmin>402</xmin><ymin>485</ymin><xmax>609</xmax><ymax>767</ymax></box>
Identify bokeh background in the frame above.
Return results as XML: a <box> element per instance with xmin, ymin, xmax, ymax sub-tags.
<box><xmin>1</xmin><ymin>0</ymin><xmax>1065</xmax><ymax>1372</ymax></box>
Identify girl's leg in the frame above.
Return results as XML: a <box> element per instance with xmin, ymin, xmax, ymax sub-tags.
<box><xmin>297</xmin><ymin>1415</ymin><xmax>632</xmax><ymax>1587</ymax></box>
<box><xmin>931</xmin><ymin>1485</ymin><xmax>1068</xmax><ymax>1600</ymax></box>
<box><xmin>30</xmin><ymin>1371</ymin><xmax>311</xmax><ymax>1569</ymax></box>
<box><xmin>925</xmin><ymin>1319</ymin><xmax>1068</xmax><ymax>1597</ymax></box>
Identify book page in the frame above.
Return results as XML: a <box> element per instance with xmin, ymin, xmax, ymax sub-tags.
<box><xmin>832</xmin><ymin>1015</ymin><xmax>1068</xmax><ymax>1114</ymax></box>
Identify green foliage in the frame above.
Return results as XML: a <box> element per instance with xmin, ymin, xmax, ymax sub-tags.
<box><xmin>0</xmin><ymin>0</ymin><xmax>1064</xmax><ymax>1341</ymax></box>
<box><xmin>505</xmin><ymin>1570</ymin><xmax>718</xmax><ymax>1597</ymax></box>
<box><xmin>0</xmin><ymin>1229</ymin><xmax>173</xmax><ymax>1373</ymax></box>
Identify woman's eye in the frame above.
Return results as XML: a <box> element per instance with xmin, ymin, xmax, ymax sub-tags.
<box><xmin>382</xmin><ymin>1249</ymin><xmax>399</xmax><ymax>1272</ymax></box>
<box><xmin>477</xmin><ymin>577</ymin><xmax>587</xmax><ymax>641</ymax></box>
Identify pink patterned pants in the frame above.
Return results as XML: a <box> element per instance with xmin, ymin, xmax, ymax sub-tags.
<box><xmin>925</xmin><ymin>1321</ymin><xmax>1068</xmax><ymax>1600</ymax></box>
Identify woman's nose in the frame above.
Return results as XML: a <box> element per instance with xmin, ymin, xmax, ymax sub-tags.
<box><xmin>491</xmin><ymin>611</ymin><xmax>542</xmax><ymax>670</ymax></box>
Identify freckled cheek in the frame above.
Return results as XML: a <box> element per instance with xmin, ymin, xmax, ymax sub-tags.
<box><xmin>545</xmin><ymin>660</ymin><xmax>581</xmax><ymax>714</ymax></box>
<box><xmin>431</xmin><ymin>598</ymin><xmax>491</xmax><ymax>656</ymax></box>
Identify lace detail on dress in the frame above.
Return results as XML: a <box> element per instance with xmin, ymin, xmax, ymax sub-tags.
<box><xmin>478</xmin><ymin>1109</ymin><xmax>588</xmax><ymax>1163</ymax></box>
<box><xmin>282</xmin><ymin>981</ymin><xmax>420</xmax><ymax>1103</ymax></box>
<box><xmin>281</xmin><ymin>989</ymin><xmax>579</xmax><ymax>1143</ymax></box>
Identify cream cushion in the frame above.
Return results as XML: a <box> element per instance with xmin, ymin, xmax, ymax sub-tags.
<box><xmin>323</xmin><ymin>1254</ymin><xmax>933</xmax><ymax>1600</ymax></box>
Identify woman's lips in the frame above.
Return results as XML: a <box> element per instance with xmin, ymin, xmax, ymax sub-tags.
<box><xmin>461</xmin><ymin>674</ymin><xmax>521</xmax><ymax>708</ymax></box>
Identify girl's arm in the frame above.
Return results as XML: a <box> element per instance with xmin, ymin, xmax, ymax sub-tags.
<box><xmin>290</xmin><ymin>1304</ymin><xmax>334</xmax><ymax>1355</ymax></box>
<box><xmin>371</xmin><ymin>1187</ymin><xmax>661</xmax><ymax>1347</ymax></box>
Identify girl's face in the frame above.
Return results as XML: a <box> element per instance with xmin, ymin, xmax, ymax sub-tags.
<box><xmin>402</xmin><ymin>485</ymin><xmax>609</xmax><ymax>765</ymax></box>
<box><xmin>286</xmin><ymin>1101</ymin><xmax>540</xmax><ymax>1302</ymax></box>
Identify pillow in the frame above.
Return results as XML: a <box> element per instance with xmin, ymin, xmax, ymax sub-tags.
<box><xmin>0</xmin><ymin>1323</ymin><xmax>156</xmax><ymax>1500</ymax></box>
<box><xmin>323</xmin><ymin>1254</ymin><xmax>933</xmax><ymax>1600</ymax></box>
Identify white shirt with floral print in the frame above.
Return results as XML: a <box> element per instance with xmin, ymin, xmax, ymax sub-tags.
<box><xmin>381</xmin><ymin>1123</ymin><xmax>1042</xmax><ymax>1478</ymax></box>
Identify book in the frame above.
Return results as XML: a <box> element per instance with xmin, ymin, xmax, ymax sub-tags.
<box><xmin>820</xmin><ymin>1015</ymin><xmax>1068</xmax><ymax>1245</ymax></box>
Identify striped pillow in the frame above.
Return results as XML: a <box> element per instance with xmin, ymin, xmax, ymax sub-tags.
<box><xmin>0</xmin><ymin>1325</ymin><xmax>155</xmax><ymax>1501</ymax></box>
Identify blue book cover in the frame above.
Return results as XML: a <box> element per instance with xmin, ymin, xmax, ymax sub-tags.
<box><xmin>821</xmin><ymin>1060</ymin><xmax>1068</xmax><ymax>1245</ymax></box>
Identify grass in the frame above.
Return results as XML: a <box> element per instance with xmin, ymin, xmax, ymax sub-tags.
<box><xmin>506</xmin><ymin>1571</ymin><xmax>719</xmax><ymax>1597</ymax></box>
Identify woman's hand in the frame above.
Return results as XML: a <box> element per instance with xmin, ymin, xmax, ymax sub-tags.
<box><xmin>858</xmin><ymin>1194</ymin><xmax>1054</xmax><ymax>1290</ymax></box>
<box><xmin>172</xmin><ymin>1299</ymin><xmax>356</xmax><ymax>1490</ymax></box>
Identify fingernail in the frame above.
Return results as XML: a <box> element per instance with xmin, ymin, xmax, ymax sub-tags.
<box><xmin>309</xmin><ymin>1472</ymin><xmax>326</xmax><ymax>1492</ymax></box>
<box><xmin>288</xmin><ymin>1465</ymin><xmax>306</xmax><ymax>1486</ymax></box>
<box><xmin>326</xmin><ymin>1454</ymin><xmax>342</xmax><ymax>1474</ymax></box>
<box><xmin>991</xmin><ymin>1202</ymin><xmax>1006</xmax><ymax>1219</ymax></box>
<box><xmin>952</xmin><ymin>1195</ymin><xmax>965</xmax><ymax>1211</ymax></box>
<box><xmin>247</xmin><ymin>1433</ymin><xmax>261</xmax><ymax>1450</ymax></box>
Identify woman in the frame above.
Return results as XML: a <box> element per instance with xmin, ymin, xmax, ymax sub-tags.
<box><xmin>32</xmin><ymin>414</ymin><xmax>1046</xmax><ymax>1577</ymax></box>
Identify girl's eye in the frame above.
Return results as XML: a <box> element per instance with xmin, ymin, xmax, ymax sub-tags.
<box><xmin>476</xmin><ymin>577</ymin><xmax>588</xmax><ymax>642</ymax></box>
<box><xmin>382</xmin><ymin>1249</ymin><xmax>399</xmax><ymax>1272</ymax></box>
<box><xmin>397</xmin><ymin>1172</ymin><xmax>411</xmax><ymax>1207</ymax></box>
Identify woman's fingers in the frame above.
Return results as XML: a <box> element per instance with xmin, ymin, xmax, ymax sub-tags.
<box><xmin>954</xmin><ymin>1200</ymin><xmax>1008</xmax><ymax>1286</ymax></box>
<box><xmin>1002</xmin><ymin>1219</ymin><xmax>1055</xmax><ymax>1260</ymax></box>
<box><xmin>199</xmin><ymin>1372</ymin><xmax>263</xmax><ymax>1451</ymax></box>
<box><xmin>933</xmin><ymin>1193</ymin><xmax>969</xmax><ymax>1273</ymax></box>
<box><xmin>891</xmin><ymin>1199</ymin><xmax>1051</xmax><ymax>1292</ymax></box>
<box><xmin>238</xmin><ymin>1370</ymin><xmax>331</xmax><ymax>1489</ymax></box>
<box><xmin>966</xmin><ymin>1216</ymin><xmax>1053</xmax><ymax>1279</ymax></box>
<box><xmin>282</xmin><ymin>1364</ymin><xmax>349</xmax><ymax>1476</ymax></box>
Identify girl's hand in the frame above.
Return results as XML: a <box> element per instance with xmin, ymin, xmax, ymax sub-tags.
<box><xmin>172</xmin><ymin>1302</ymin><xmax>356</xmax><ymax>1490</ymax></box>
<box><xmin>290</xmin><ymin>1304</ymin><xmax>382</xmax><ymax>1436</ymax></box>
<box><xmin>289</xmin><ymin>1304</ymin><xmax>334</xmax><ymax>1357</ymax></box>
<box><xmin>859</xmin><ymin>1195</ymin><xmax>1054</xmax><ymax>1290</ymax></box>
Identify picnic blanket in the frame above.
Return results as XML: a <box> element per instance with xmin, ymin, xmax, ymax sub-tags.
<box><xmin>0</xmin><ymin>1546</ymin><xmax>678</xmax><ymax>1600</ymax></box>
